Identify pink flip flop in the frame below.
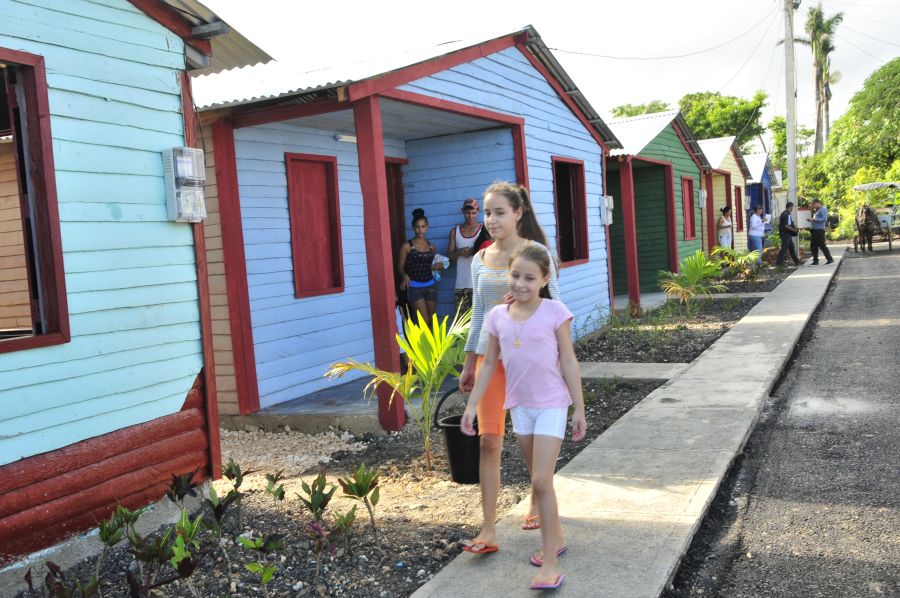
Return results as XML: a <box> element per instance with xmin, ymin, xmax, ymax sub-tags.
<box><xmin>529</xmin><ymin>546</ymin><xmax>568</xmax><ymax>567</ymax></box>
<box><xmin>529</xmin><ymin>574</ymin><xmax>564</xmax><ymax>590</ymax></box>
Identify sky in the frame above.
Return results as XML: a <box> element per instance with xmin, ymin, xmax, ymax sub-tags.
<box><xmin>199</xmin><ymin>0</ymin><xmax>899</xmax><ymax>151</ymax></box>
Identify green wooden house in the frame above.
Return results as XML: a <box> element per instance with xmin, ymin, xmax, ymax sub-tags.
<box><xmin>605</xmin><ymin>111</ymin><xmax>709</xmax><ymax>307</ymax></box>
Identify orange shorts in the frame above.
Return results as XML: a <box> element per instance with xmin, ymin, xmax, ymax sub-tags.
<box><xmin>475</xmin><ymin>356</ymin><xmax>507</xmax><ymax>437</ymax></box>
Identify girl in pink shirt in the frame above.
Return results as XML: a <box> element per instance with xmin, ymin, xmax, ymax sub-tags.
<box><xmin>461</xmin><ymin>243</ymin><xmax>586</xmax><ymax>591</ymax></box>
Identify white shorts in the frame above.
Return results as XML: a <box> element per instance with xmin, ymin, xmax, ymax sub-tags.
<box><xmin>509</xmin><ymin>406</ymin><xmax>569</xmax><ymax>439</ymax></box>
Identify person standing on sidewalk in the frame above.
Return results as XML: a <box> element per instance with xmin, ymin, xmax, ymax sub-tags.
<box><xmin>809</xmin><ymin>198</ymin><xmax>834</xmax><ymax>265</ymax></box>
<box><xmin>776</xmin><ymin>202</ymin><xmax>801</xmax><ymax>266</ymax></box>
<box><xmin>747</xmin><ymin>205</ymin><xmax>765</xmax><ymax>263</ymax></box>
<box><xmin>447</xmin><ymin>198</ymin><xmax>483</xmax><ymax>313</ymax></box>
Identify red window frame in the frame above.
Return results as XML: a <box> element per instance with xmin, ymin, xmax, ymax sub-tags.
<box><xmin>681</xmin><ymin>176</ymin><xmax>696</xmax><ymax>240</ymax></box>
<box><xmin>734</xmin><ymin>186</ymin><xmax>744</xmax><ymax>231</ymax></box>
<box><xmin>0</xmin><ymin>47</ymin><xmax>69</xmax><ymax>354</ymax></box>
<box><xmin>285</xmin><ymin>152</ymin><xmax>344</xmax><ymax>298</ymax></box>
<box><xmin>551</xmin><ymin>156</ymin><xmax>589</xmax><ymax>267</ymax></box>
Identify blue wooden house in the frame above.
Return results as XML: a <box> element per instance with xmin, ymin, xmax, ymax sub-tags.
<box><xmin>0</xmin><ymin>0</ymin><xmax>269</xmax><ymax>563</ymax></box>
<box><xmin>744</xmin><ymin>152</ymin><xmax>776</xmax><ymax>234</ymax></box>
<box><xmin>193</xmin><ymin>26</ymin><xmax>622</xmax><ymax>430</ymax></box>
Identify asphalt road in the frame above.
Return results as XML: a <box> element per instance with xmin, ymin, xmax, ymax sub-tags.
<box><xmin>666</xmin><ymin>245</ymin><xmax>900</xmax><ymax>598</ymax></box>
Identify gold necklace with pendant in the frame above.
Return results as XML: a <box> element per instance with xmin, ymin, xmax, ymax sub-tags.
<box><xmin>512</xmin><ymin>306</ymin><xmax>535</xmax><ymax>348</ymax></box>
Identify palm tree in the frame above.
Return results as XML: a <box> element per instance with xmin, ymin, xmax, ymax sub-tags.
<box><xmin>803</xmin><ymin>3</ymin><xmax>844</xmax><ymax>153</ymax></box>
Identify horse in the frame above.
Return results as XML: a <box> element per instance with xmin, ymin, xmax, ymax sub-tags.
<box><xmin>855</xmin><ymin>205</ymin><xmax>878</xmax><ymax>253</ymax></box>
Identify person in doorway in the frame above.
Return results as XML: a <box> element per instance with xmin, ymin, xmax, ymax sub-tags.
<box><xmin>747</xmin><ymin>205</ymin><xmax>765</xmax><ymax>263</ymax></box>
<box><xmin>717</xmin><ymin>206</ymin><xmax>733</xmax><ymax>249</ymax></box>
<box><xmin>397</xmin><ymin>208</ymin><xmax>442</xmax><ymax>324</ymax></box>
<box><xmin>448</xmin><ymin>198</ymin><xmax>483</xmax><ymax>314</ymax></box>
<box><xmin>461</xmin><ymin>243</ymin><xmax>585</xmax><ymax>591</ymax></box>
<box><xmin>776</xmin><ymin>201</ymin><xmax>801</xmax><ymax>267</ymax></box>
<box><xmin>809</xmin><ymin>198</ymin><xmax>834</xmax><ymax>265</ymax></box>
<box><xmin>458</xmin><ymin>181</ymin><xmax>560</xmax><ymax>554</ymax></box>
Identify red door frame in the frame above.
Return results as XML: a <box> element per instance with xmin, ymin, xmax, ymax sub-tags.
<box><xmin>617</xmin><ymin>157</ymin><xmax>641</xmax><ymax>309</ymax></box>
<box><xmin>633</xmin><ymin>156</ymin><xmax>678</xmax><ymax>273</ymax></box>
<box><xmin>551</xmin><ymin>156</ymin><xmax>589</xmax><ymax>268</ymax></box>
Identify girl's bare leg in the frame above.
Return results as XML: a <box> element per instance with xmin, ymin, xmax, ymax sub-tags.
<box><xmin>425</xmin><ymin>300</ymin><xmax>437</xmax><ymax>324</ymax></box>
<box><xmin>409</xmin><ymin>298</ymin><xmax>427</xmax><ymax>323</ymax></box>
<box><xmin>516</xmin><ymin>436</ymin><xmax>541</xmax><ymax>523</ymax></box>
<box><xmin>529</xmin><ymin>434</ymin><xmax>564</xmax><ymax>585</ymax></box>
<box><xmin>474</xmin><ymin>433</ymin><xmax>503</xmax><ymax>544</ymax></box>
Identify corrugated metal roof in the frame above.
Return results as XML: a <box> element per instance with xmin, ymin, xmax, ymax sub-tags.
<box><xmin>608</xmin><ymin>111</ymin><xmax>709</xmax><ymax>169</ymax></box>
<box><xmin>698</xmin><ymin>136</ymin><xmax>752</xmax><ymax>180</ymax></box>
<box><xmin>160</xmin><ymin>0</ymin><xmax>272</xmax><ymax>74</ymax></box>
<box><xmin>192</xmin><ymin>25</ymin><xmax>621</xmax><ymax>149</ymax></box>
<box><xmin>743</xmin><ymin>152</ymin><xmax>773</xmax><ymax>184</ymax></box>
<box><xmin>608</xmin><ymin>111</ymin><xmax>679</xmax><ymax>156</ymax></box>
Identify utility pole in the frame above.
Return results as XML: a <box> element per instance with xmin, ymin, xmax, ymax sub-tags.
<box><xmin>785</xmin><ymin>0</ymin><xmax>800</xmax><ymax>207</ymax></box>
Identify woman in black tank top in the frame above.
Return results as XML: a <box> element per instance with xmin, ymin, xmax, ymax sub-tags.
<box><xmin>397</xmin><ymin>208</ymin><xmax>441</xmax><ymax>324</ymax></box>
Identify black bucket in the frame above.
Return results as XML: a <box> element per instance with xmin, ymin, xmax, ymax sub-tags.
<box><xmin>434</xmin><ymin>388</ymin><xmax>480</xmax><ymax>484</ymax></box>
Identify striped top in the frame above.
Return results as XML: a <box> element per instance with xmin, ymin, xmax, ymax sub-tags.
<box><xmin>465</xmin><ymin>241</ymin><xmax>560</xmax><ymax>355</ymax></box>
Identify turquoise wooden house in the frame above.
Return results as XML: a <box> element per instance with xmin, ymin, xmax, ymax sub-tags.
<box><xmin>193</xmin><ymin>25</ymin><xmax>622</xmax><ymax>431</ymax></box>
<box><xmin>0</xmin><ymin>0</ymin><xmax>269</xmax><ymax>563</ymax></box>
<box><xmin>604</xmin><ymin>111</ymin><xmax>710</xmax><ymax>307</ymax></box>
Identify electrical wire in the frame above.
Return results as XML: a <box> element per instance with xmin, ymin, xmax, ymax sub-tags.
<box><xmin>819</xmin><ymin>3</ymin><xmax>900</xmax><ymax>27</ymax></box>
<box><xmin>841</xmin><ymin>23</ymin><xmax>900</xmax><ymax>47</ymax></box>
<box><xmin>718</xmin><ymin>8</ymin><xmax>783</xmax><ymax>93</ymax></box>
<box><xmin>548</xmin><ymin>5</ymin><xmax>779</xmax><ymax>61</ymax></box>
<box><xmin>734</xmin><ymin>13</ymin><xmax>785</xmax><ymax>145</ymax></box>
<box><xmin>836</xmin><ymin>32</ymin><xmax>889</xmax><ymax>60</ymax></box>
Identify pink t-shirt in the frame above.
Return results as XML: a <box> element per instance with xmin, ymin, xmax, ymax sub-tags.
<box><xmin>485</xmin><ymin>299</ymin><xmax>574</xmax><ymax>409</ymax></box>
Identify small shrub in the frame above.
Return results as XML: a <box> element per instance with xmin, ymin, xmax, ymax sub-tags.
<box><xmin>659</xmin><ymin>251</ymin><xmax>726</xmax><ymax>317</ymax></box>
<box><xmin>297</xmin><ymin>471</ymin><xmax>337</xmax><ymax>521</ymax></box>
<box><xmin>338</xmin><ymin>464</ymin><xmax>381</xmax><ymax>542</ymax></box>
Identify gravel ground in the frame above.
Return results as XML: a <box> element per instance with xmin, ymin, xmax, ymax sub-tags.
<box><xmin>575</xmin><ymin>297</ymin><xmax>761</xmax><ymax>363</ymax></box>
<box><xmin>41</xmin><ymin>382</ymin><xmax>658</xmax><ymax>598</ymax></box>
<box><xmin>665</xmin><ymin>250</ymin><xmax>900</xmax><ymax>597</ymax></box>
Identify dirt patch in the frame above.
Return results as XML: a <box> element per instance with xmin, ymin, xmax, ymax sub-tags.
<box><xmin>41</xmin><ymin>382</ymin><xmax>657</xmax><ymax>598</ymax></box>
<box><xmin>575</xmin><ymin>298</ymin><xmax>762</xmax><ymax>363</ymax></box>
<box><xmin>717</xmin><ymin>267</ymin><xmax>791</xmax><ymax>294</ymax></box>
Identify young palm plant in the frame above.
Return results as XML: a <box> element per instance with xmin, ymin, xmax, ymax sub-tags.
<box><xmin>658</xmin><ymin>250</ymin><xmax>726</xmax><ymax>317</ymax></box>
<box><xmin>326</xmin><ymin>307</ymin><xmax>471</xmax><ymax>470</ymax></box>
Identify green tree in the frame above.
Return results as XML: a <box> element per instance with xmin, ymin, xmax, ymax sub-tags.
<box><xmin>678</xmin><ymin>91</ymin><xmax>767</xmax><ymax>150</ymax></box>
<box><xmin>767</xmin><ymin>116</ymin><xmax>814</xmax><ymax>173</ymax></box>
<box><xmin>798</xmin><ymin>58</ymin><xmax>900</xmax><ymax>211</ymax></box>
<box><xmin>801</xmin><ymin>3</ymin><xmax>844</xmax><ymax>153</ymax></box>
<box><xmin>610</xmin><ymin>100</ymin><xmax>671</xmax><ymax>118</ymax></box>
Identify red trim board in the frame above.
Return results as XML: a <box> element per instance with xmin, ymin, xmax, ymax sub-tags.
<box><xmin>377</xmin><ymin>89</ymin><xmax>529</xmax><ymax>186</ymax></box>
<box><xmin>347</xmin><ymin>34</ymin><xmax>526</xmax><ymax>100</ymax></box>
<box><xmin>352</xmin><ymin>96</ymin><xmax>405</xmax><ymax>431</ymax></box>
<box><xmin>681</xmin><ymin>176</ymin><xmax>697</xmax><ymax>241</ymax></box>
<box><xmin>127</xmin><ymin>0</ymin><xmax>212</xmax><ymax>56</ymax></box>
<box><xmin>551</xmin><ymin>156</ymin><xmax>589</xmax><ymax>266</ymax></box>
<box><xmin>618</xmin><ymin>158</ymin><xmax>641</xmax><ymax>307</ymax></box>
<box><xmin>181</xmin><ymin>71</ymin><xmax>221</xmax><ymax>477</ymax></box>
<box><xmin>0</xmin><ymin>48</ymin><xmax>69</xmax><ymax>354</ymax></box>
<box><xmin>705</xmin><ymin>171</ymin><xmax>716</xmax><ymax>253</ymax></box>
<box><xmin>212</xmin><ymin>119</ymin><xmax>261</xmax><ymax>415</ymax></box>
<box><xmin>233</xmin><ymin>97</ymin><xmax>347</xmax><ymax>129</ymax></box>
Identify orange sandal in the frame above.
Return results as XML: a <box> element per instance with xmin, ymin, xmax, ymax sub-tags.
<box><xmin>462</xmin><ymin>539</ymin><xmax>499</xmax><ymax>554</ymax></box>
<box><xmin>522</xmin><ymin>514</ymin><xmax>540</xmax><ymax>530</ymax></box>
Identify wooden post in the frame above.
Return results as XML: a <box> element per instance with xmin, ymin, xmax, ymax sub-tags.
<box><xmin>705</xmin><ymin>171</ymin><xmax>715</xmax><ymax>254</ymax></box>
<box><xmin>619</xmin><ymin>157</ymin><xmax>641</xmax><ymax>311</ymax></box>
<box><xmin>353</xmin><ymin>96</ymin><xmax>405</xmax><ymax>431</ymax></box>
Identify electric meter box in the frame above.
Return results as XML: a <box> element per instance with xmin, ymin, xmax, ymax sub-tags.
<box><xmin>600</xmin><ymin>195</ymin><xmax>614</xmax><ymax>226</ymax></box>
<box><xmin>162</xmin><ymin>147</ymin><xmax>207</xmax><ymax>223</ymax></box>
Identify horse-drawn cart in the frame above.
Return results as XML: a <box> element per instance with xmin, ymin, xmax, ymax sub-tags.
<box><xmin>852</xmin><ymin>182</ymin><xmax>899</xmax><ymax>253</ymax></box>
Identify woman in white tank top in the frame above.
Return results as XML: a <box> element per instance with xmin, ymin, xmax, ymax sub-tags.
<box><xmin>448</xmin><ymin>197</ymin><xmax>482</xmax><ymax>313</ymax></box>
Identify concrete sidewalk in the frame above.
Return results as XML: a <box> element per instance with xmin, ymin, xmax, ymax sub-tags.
<box><xmin>581</xmin><ymin>362</ymin><xmax>687</xmax><ymax>383</ymax></box>
<box><xmin>413</xmin><ymin>257</ymin><xmax>842</xmax><ymax>598</ymax></box>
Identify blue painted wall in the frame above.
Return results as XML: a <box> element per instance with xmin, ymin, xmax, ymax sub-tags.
<box><xmin>747</xmin><ymin>167</ymin><xmax>773</xmax><ymax>233</ymax></box>
<box><xmin>399</xmin><ymin>47</ymin><xmax>611</xmax><ymax>334</ymax></box>
<box><xmin>402</xmin><ymin>128</ymin><xmax>516</xmax><ymax>317</ymax></box>
<box><xmin>233</xmin><ymin>121</ymin><xmax>407</xmax><ymax>407</ymax></box>
<box><xmin>0</xmin><ymin>0</ymin><xmax>201</xmax><ymax>465</ymax></box>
